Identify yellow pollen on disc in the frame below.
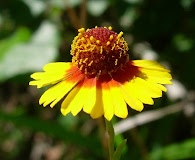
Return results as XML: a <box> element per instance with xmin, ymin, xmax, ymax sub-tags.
<box><xmin>115</xmin><ymin>59</ymin><xmax>118</xmax><ymax>65</ymax></box>
<box><xmin>96</xmin><ymin>40</ymin><xmax>100</xmax><ymax>44</ymax></box>
<box><xmin>90</xmin><ymin>36</ymin><xmax>95</xmax><ymax>42</ymax></box>
<box><xmin>70</xmin><ymin>27</ymin><xmax>129</xmax><ymax>77</ymax></box>
<box><xmin>83</xmin><ymin>58</ymin><xmax>88</xmax><ymax>63</ymax></box>
<box><xmin>106</xmin><ymin>41</ymin><xmax>111</xmax><ymax>46</ymax></box>
<box><xmin>78</xmin><ymin>28</ymin><xmax>85</xmax><ymax>33</ymax></box>
<box><xmin>117</xmin><ymin>32</ymin><xmax>123</xmax><ymax>39</ymax></box>
<box><xmin>81</xmin><ymin>37</ymin><xmax>86</xmax><ymax>42</ymax></box>
<box><xmin>109</xmin><ymin>35</ymin><xmax>114</xmax><ymax>41</ymax></box>
<box><xmin>88</xmin><ymin>60</ymin><xmax>93</xmax><ymax>66</ymax></box>
<box><xmin>108</xmin><ymin>26</ymin><xmax>112</xmax><ymax>30</ymax></box>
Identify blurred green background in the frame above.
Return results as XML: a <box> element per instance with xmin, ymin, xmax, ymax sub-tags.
<box><xmin>0</xmin><ymin>0</ymin><xmax>195</xmax><ymax>159</ymax></box>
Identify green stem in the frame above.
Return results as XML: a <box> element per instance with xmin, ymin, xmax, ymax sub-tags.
<box><xmin>105</xmin><ymin>119</ymin><xmax>115</xmax><ymax>160</ymax></box>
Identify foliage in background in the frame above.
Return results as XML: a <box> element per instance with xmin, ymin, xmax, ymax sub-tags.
<box><xmin>0</xmin><ymin>0</ymin><xmax>195</xmax><ymax>159</ymax></box>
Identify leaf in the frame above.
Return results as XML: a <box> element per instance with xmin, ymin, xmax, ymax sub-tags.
<box><xmin>0</xmin><ymin>21</ymin><xmax>59</xmax><ymax>82</ymax></box>
<box><xmin>0</xmin><ymin>28</ymin><xmax>31</xmax><ymax>59</ymax></box>
<box><xmin>150</xmin><ymin>139</ymin><xmax>195</xmax><ymax>160</ymax></box>
<box><xmin>114</xmin><ymin>139</ymin><xmax>127</xmax><ymax>160</ymax></box>
<box><xmin>173</xmin><ymin>34</ymin><xmax>193</xmax><ymax>52</ymax></box>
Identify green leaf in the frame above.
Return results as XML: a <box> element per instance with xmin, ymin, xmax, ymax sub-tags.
<box><xmin>114</xmin><ymin>139</ymin><xmax>127</xmax><ymax>160</ymax></box>
<box><xmin>0</xmin><ymin>21</ymin><xmax>59</xmax><ymax>82</ymax></box>
<box><xmin>150</xmin><ymin>139</ymin><xmax>195</xmax><ymax>160</ymax></box>
<box><xmin>0</xmin><ymin>28</ymin><xmax>31</xmax><ymax>59</ymax></box>
<box><xmin>173</xmin><ymin>34</ymin><xmax>193</xmax><ymax>52</ymax></box>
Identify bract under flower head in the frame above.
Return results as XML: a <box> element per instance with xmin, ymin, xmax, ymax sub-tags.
<box><xmin>71</xmin><ymin>26</ymin><xmax>129</xmax><ymax>77</ymax></box>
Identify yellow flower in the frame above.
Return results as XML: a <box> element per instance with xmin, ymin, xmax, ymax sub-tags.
<box><xmin>29</xmin><ymin>26</ymin><xmax>172</xmax><ymax>121</ymax></box>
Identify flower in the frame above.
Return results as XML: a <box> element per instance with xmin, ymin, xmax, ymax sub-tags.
<box><xmin>29</xmin><ymin>26</ymin><xmax>172</xmax><ymax>121</ymax></box>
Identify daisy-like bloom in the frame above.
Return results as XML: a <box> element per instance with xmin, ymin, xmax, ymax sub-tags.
<box><xmin>29</xmin><ymin>26</ymin><xmax>172</xmax><ymax>121</ymax></box>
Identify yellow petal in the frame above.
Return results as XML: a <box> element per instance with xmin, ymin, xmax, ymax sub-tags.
<box><xmin>90</xmin><ymin>83</ymin><xmax>104</xmax><ymax>119</ymax></box>
<box><xmin>154</xmin><ymin>83</ymin><xmax>167</xmax><ymax>92</ymax></box>
<box><xmin>140</xmin><ymin>77</ymin><xmax>163</xmax><ymax>96</ymax></box>
<box><xmin>123</xmin><ymin>78</ymin><xmax>154</xmax><ymax>105</ymax></box>
<box><xmin>29</xmin><ymin>72</ymin><xmax>65</xmax><ymax>88</ymax></box>
<box><xmin>61</xmin><ymin>82</ymin><xmax>84</xmax><ymax>116</ymax></box>
<box><xmin>140</xmin><ymin>68</ymin><xmax>172</xmax><ymax>84</ymax></box>
<box><xmin>30</xmin><ymin>72</ymin><xmax>64</xmax><ymax>81</ymax></box>
<box><xmin>39</xmin><ymin>81</ymin><xmax>67</xmax><ymax>107</ymax></box>
<box><xmin>120</xmin><ymin>82</ymin><xmax>144</xmax><ymax>112</ymax></box>
<box><xmin>29</xmin><ymin>63</ymin><xmax>76</xmax><ymax>88</ymax></box>
<box><xmin>83</xmin><ymin>78</ymin><xmax>97</xmax><ymax>114</ymax></box>
<box><xmin>102</xmin><ymin>83</ymin><xmax>114</xmax><ymax>121</ymax></box>
<box><xmin>43</xmin><ymin>62</ymin><xmax>72</xmax><ymax>72</ymax></box>
<box><xmin>133</xmin><ymin>60</ymin><xmax>170</xmax><ymax>72</ymax></box>
<box><xmin>39</xmin><ymin>73</ymin><xmax>84</xmax><ymax>107</ymax></box>
<box><xmin>108</xmin><ymin>80</ymin><xmax>127</xmax><ymax>118</ymax></box>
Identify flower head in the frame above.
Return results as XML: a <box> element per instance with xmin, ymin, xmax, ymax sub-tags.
<box><xmin>71</xmin><ymin>27</ymin><xmax>128</xmax><ymax>77</ymax></box>
<box><xmin>29</xmin><ymin>26</ymin><xmax>172</xmax><ymax>121</ymax></box>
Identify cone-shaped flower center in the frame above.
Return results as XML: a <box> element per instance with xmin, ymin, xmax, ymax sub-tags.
<box><xmin>71</xmin><ymin>26</ymin><xmax>129</xmax><ymax>77</ymax></box>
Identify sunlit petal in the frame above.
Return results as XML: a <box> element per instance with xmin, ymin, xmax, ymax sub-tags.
<box><xmin>83</xmin><ymin>78</ymin><xmax>97</xmax><ymax>114</ymax></box>
<box><xmin>108</xmin><ymin>80</ymin><xmax>128</xmax><ymax>118</ymax></box>
<box><xmin>122</xmin><ymin>78</ymin><xmax>154</xmax><ymax>105</ymax></box>
<box><xmin>133</xmin><ymin>60</ymin><xmax>170</xmax><ymax>71</ymax></box>
<box><xmin>29</xmin><ymin>63</ymin><xmax>76</xmax><ymax>88</ymax></box>
<box><xmin>120</xmin><ymin>82</ymin><xmax>144</xmax><ymax>112</ymax></box>
<box><xmin>30</xmin><ymin>72</ymin><xmax>65</xmax><ymax>88</ymax></box>
<box><xmin>90</xmin><ymin>82</ymin><xmax>104</xmax><ymax>119</ymax></box>
<box><xmin>61</xmin><ymin>81</ymin><xmax>85</xmax><ymax>116</ymax></box>
<box><xmin>39</xmin><ymin>71</ymin><xmax>84</xmax><ymax>107</ymax></box>
<box><xmin>43</xmin><ymin>62</ymin><xmax>72</xmax><ymax>72</ymax></box>
<box><xmin>140</xmin><ymin>68</ymin><xmax>172</xmax><ymax>84</ymax></box>
<box><xmin>102</xmin><ymin>82</ymin><xmax>114</xmax><ymax>121</ymax></box>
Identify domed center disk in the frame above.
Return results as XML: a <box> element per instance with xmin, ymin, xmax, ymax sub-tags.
<box><xmin>70</xmin><ymin>26</ymin><xmax>129</xmax><ymax>77</ymax></box>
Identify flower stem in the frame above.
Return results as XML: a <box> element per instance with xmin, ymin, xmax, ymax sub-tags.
<box><xmin>105</xmin><ymin>119</ymin><xmax>115</xmax><ymax>160</ymax></box>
